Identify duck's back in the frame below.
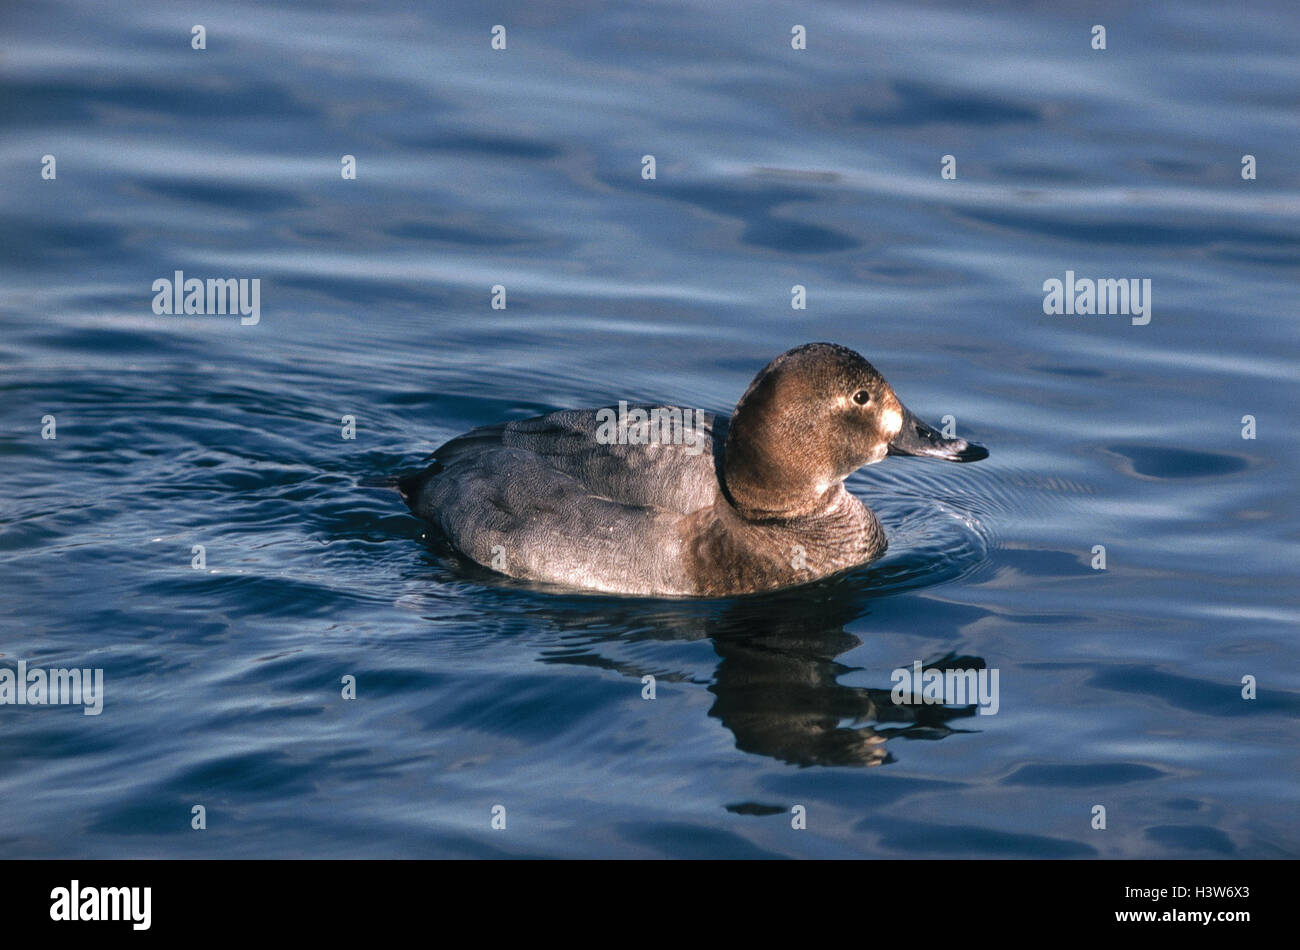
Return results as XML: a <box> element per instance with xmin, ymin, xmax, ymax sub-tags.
<box><xmin>400</xmin><ymin>407</ymin><xmax>726</xmax><ymax>595</ymax></box>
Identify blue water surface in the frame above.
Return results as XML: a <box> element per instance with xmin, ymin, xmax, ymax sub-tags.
<box><xmin>2</xmin><ymin>0</ymin><xmax>1298</xmax><ymax>858</ymax></box>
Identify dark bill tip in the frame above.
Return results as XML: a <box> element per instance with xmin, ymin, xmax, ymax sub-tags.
<box><xmin>888</xmin><ymin>410</ymin><xmax>988</xmax><ymax>463</ymax></box>
<box><xmin>950</xmin><ymin>441</ymin><xmax>989</xmax><ymax>463</ymax></box>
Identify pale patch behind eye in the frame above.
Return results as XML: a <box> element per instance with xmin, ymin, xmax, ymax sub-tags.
<box><xmin>881</xmin><ymin>408</ymin><xmax>903</xmax><ymax>439</ymax></box>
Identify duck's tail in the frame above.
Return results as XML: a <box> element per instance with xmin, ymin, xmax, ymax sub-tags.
<box><xmin>357</xmin><ymin>468</ymin><xmax>436</xmax><ymax>503</ymax></box>
<box><xmin>395</xmin><ymin>471</ymin><xmax>420</xmax><ymax>502</ymax></box>
<box><xmin>393</xmin><ymin>463</ymin><xmax>442</xmax><ymax>503</ymax></box>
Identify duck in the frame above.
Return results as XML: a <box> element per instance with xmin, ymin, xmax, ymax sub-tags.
<box><xmin>398</xmin><ymin>343</ymin><xmax>987</xmax><ymax>597</ymax></box>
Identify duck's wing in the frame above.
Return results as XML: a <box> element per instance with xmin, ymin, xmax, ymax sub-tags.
<box><xmin>399</xmin><ymin>407</ymin><xmax>728</xmax><ymax>595</ymax></box>
<box><xmin>502</xmin><ymin>407</ymin><xmax>725</xmax><ymax>514</ymax></box>
<box><xmin>404</xmin><ymin>406</ymin><xmax>726</xmax><ymax>516</ymax></box>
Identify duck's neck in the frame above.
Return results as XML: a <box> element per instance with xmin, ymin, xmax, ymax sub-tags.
<box><xmin>727</xmin><ymin>477</ymin><xmax>843</xmax><ymax>521</ymax></box>
<box><xmin>722</xmin><ymin>442</ymin><xmax>836</xmax><ymax>521</ymax></box>
<box><xmin>768</xmin><ymin>486</ymin><xmax>886</xmax><ymax>572</ymax></box>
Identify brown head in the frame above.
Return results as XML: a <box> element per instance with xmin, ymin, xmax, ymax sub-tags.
<box><xmin>722</xmin><ymin>343</ymin><xmax>987</xmax><ymax>520</ymax></box>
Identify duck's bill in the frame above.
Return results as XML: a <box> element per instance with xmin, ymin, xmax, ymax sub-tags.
<box><xmin>888</xmin><ymin>408</ymin><xmax>988</xmax><ymax>462</ymax></box>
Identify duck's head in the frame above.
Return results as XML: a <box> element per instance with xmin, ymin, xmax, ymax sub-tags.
<box><xmin>723</xmin><ymin>342</ymin><xmax>987</xmax><ymax>520</ymax></box>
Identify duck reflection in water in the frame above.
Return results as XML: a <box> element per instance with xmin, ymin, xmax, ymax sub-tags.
<box><xmin>705</xmin><ymin>606</ymin><xmax>983</xmax><ymax>767</ymax></box>
<box><xmin>424</xmin><ymin>547</ymin><xmax>986</xmax><ymax>769</ymax></box>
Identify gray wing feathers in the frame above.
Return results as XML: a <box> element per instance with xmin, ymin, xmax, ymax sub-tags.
<box><xmin>405</xmin><ymin>407</ymin><xmax>721</xmax><ymax>594</ymax></box>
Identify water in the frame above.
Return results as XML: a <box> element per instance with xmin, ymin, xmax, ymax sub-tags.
<box><xmin>2</xmin><ymin>0</ymin><xmax>1298</xmax><ymax>858</ymax></box>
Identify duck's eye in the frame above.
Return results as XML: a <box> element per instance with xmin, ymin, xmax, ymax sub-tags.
<box><xmin>852</xmin><ymin>390</ymin><xmax>871</xmax><ymax>406</ymax></box>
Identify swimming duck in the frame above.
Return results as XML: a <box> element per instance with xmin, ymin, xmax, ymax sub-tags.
<box><xmin>398</xmin><ymin>343</ymin><xmax>987</xmax><ymax>597</ymax></box>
